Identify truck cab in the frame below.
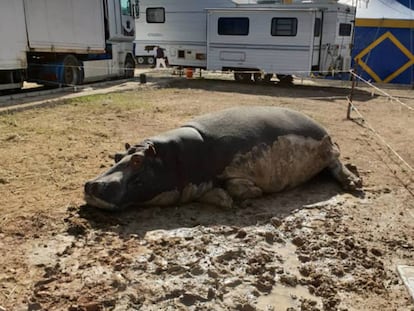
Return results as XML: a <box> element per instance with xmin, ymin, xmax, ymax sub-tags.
<box><xmin>0</xmin><ymin>0</ymin><xmax>139</xmax><ymax>91</ymax></box>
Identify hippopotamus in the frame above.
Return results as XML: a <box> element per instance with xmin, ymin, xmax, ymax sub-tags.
<box><xmin>84</xmin><ymin>106</ymin><xmax>361</xmax><ymax>210</ymax></box>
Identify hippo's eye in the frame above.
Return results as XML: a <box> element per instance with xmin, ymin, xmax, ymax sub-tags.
<box><xmin>130</xmin><ymin>154</ymin><xmax>144</xmax><ymax>168</ymax></box>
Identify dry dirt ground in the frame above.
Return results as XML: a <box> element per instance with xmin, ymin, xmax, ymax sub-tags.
<box><xmin>0</xmin><ymin>73</ymin><xmax>413</xmax><ymax>311</ymax></box>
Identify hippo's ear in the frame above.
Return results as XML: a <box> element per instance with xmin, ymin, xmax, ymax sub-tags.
<box><xmin>145</xmin><ymin>143</ymin><xmax>157</xmax><ymax>158</ymax></box>
<box><xmin>125</xmin><ymin>142</ymin><xmax>131</xmax><ymax>150</ymax></box>
<box><xmin>114</xmin><ymin>152</ymin><xmax>124</xmax><ymax>163</ymax></box>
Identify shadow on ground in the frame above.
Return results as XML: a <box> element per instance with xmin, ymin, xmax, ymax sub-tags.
<box><xmin>70</xmin><ymin>172</ymin><xmax>359</xmax><ymax>240</ymax></box>
<box><xmin>149</xmin><ymin>75</ymin><xmax>377</xmax><ymax>103</ymax></box>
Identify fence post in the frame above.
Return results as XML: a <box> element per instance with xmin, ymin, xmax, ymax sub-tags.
<box><xmin>347</xmin><ymin>69</ymin><xmax>356</xmax><ymax>119</ymax></box>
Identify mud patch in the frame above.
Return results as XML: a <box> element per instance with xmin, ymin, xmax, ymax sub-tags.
<box><xmin>0</xmin><ymin>78</ymin><xmax>413</xmax><ymax>310</ymax></box>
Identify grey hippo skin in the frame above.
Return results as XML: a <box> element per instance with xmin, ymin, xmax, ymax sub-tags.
<box><xmin>84</xmin><ymin>106</ymin><xmax>362</xmax><ymax>210</ymax></box>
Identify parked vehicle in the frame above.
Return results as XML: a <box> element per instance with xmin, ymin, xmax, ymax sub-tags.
<box><xmin>0</xmin><ymin>1</ymin><xmax>28</xmax><ymax>91</ymax></box>
<box><xmin>133</xmin><ymin>0</ymin><xmax>236</xmax><ymax>67</ymax></box>
<box><xmin>0</xmin><ymin>0</ymin><xmax>138</xmax><ymax>91</ymax></box>
<box><xmin>133</xmin><ymin>0</ymin><xmax>355</xmax><ymax>82</ymax></box>
<box><xmin>207</xmin><ymin>1</ymin><xmax>355</xmax><ymax>82</ymax></box>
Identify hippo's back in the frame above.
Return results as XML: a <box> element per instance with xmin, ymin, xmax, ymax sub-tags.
<box><xmin>184</xmin><ymin>106</ymin><xmax>327</xmax><ymax>151</ymax></box>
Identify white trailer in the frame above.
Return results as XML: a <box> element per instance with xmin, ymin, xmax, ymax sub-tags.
<box><xmin>0</xmin><ymin>1</ymin><xmax>27</xmax><ymax>91</ymax></box>
<box><xmin>207</xmin><ymin>1</ymin><xmax>355</xmax><ymax>82</ymax></box>
<box><xmin>133</xmin><ymin>0</ymin><xmax>236</xmax><ymax>67</ymax></box>
<box><xmin>0</xmin><ymin>0</ymin><xmax>138</xmax><ymax>91</ymax></box>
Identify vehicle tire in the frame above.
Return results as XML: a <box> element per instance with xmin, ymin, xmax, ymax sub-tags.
<box><xmin>124</xmin><ymin>56</ymin><xmax>135</xmax><ymax>78</ymax></box>
<box><xmin>234</xmin><ymin>72</ymin><xmax>252</xmax><ymax>83</ymax></box>
<box><xmin>136</xmin><ymin>56</ymin><xmax>146</xmax><ymax>65</ymax></box>
<box><xmin>253</xmin><ymin>73</ymin><xmax>273</xmax><ymax>83</ymax></box>
<box><xmin>147</xmin><ymin>57</ymin><xmax>155</xmax><ymax>65</ymax></box>
<box><xmin>62</xmin><ymin>55</ymin><xmax>81</xmax><ymax>86</ymax></box>
<box><xmin>277</xmin><ymin>74</ymin><xmax>294</xmax><ymax>84</ymax></box>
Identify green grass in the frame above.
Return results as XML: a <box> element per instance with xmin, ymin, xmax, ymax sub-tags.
<box><xmin>66</xmin><ymin>91</ymin><xmax>151</xmax><ymax>112</ymax></box>
<box><xmin>0</xmin><ymin>91</ymin><xmax>152</xmax><ymax>133</ymax></box>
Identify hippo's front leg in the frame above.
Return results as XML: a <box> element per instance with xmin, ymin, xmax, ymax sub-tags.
<box><xmin>198</xmin><ymin>188</ymin><xmax>233</xmax><ymax>208</ymax></box>
<box><xmin>225</xmin><ymin>178</ymin><xmax>263</xmax><ymax>200</ymax></box>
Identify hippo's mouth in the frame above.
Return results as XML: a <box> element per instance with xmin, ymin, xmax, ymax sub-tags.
<box><xmin>84</xmin><ymin>193</ymin><xmax>118</xmax><ymax>210</ymax></box>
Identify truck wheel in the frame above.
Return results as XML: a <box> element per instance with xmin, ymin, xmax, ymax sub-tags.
<box><xmin>277</xmin><ymin>74</ymin><xmax>294</xmax><ymax>84</ymax></box>
<box><xmin>234</xmin><ymin>72</ymin><xmax>252</xmax><ymax>83</ymax></box>
<box><xmin>147</xmin><ymin>57</ymin><xmax>155</xmax><ymax>65</ymax></box>
<box><xmin>62</xmin><ymin>55</ymin><xmax>81</xmax><ymax>86</ymax></box>
<box><xmin>124</xmin><ymin>56</ymin><xmax>135</xmax><ymax>78</ymax></box>
<box><xmin>136</xmin><ymin>56</ymin><xmax>146</xmax><ymax>65</ymax></box>
<box><xmin>253</xmin><ymin>73</ymin><xmax>273</xmax><ymax>83</ymax></box>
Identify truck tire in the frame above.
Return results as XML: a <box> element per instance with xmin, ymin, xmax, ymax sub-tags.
<box><xmin>136</xmin><ymin>56</ymin><xmax>146</xmax><ymax>65</ymax></box>
<box><xmin>253</xmin><ymin>73</ymin><xmax>273</xmax><ymax>83</ymax></box>
<box><xmin>62</xmin><ymin>55</ymin><xmax>81</xmax><ymax>86</ymax></box>
<box><xmin>234</xmin><ymin>72</ymin><xmax>252</xmax><ymax>83</ymax></box>
<box><xmin>277</xmin><ymin>74</ymin><xmax>294</xmax><ymax>84</ymax></box>
<box><xmin>124</xmin><ymin>56</ymin><xmax>135</xmax><ymax>78</ymax></box>
<box><xmin>147</xmin><ymin>57</ymin><xmax>155</xmax><ymax>65</ymax></box>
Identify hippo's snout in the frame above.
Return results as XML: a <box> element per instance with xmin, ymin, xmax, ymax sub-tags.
<box><xmin>85</xmin><ymin>179</ymin><xmax>121</xmax><ymax>198</ymax></box>
<box><xmin>84</xmin><ymin>179</ymin><xmax>123</xmax><ymax>210</ymax></box>
<box><xmin>84</xmin><ymin>180</ymin><xmax>96</xmax><ymax>196</ymax></box>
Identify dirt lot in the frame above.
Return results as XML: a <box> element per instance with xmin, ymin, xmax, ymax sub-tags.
<box><xmin>0</xmin><ymin>73</ymin><xmax>413</xmax><ymax>311</ymax></box>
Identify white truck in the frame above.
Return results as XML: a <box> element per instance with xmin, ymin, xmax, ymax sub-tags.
<box><xmin>0</xmin><ymin>0</ymin><xmax>138</xmax><ymax>91</ymax></box>
<box><xmin>133</xmin><ymin>0</ymin><xmax>355</xmax><ymax>82</ymax></box>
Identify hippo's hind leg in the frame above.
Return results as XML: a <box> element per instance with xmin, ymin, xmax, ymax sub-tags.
<box><xmin>225</xmin><ymin>178</ymin><xmax>263</xmax><ymax>200</ymax></box>
<box><xmin>329</xmin><ymin>159</ymin><xmax>362</xmax><ymax>191</ymax></box>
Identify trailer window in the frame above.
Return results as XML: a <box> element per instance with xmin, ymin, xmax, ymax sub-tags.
<box><xmin>314</xmin><ymin>18</ymin><xmax>321</xmax><ymax>37</ymax></box>
<box><xmin>339</xmin><ymin>23</ymin><xmax>352</xmax><ymax>36</ymax></box>
<box><xmin>147</xmin><ymin>8</ymin><xmax>165</xmax><ymax>23</ymax></box>
<box><xmin>271</xmin><ymin>18</ymin><xmax>297</xmax><ymax>36</ymax></box>
<box><xmin>218</xmin><ymin>18</ymin><xmax>249</xmax><ymax>36</ymax></box>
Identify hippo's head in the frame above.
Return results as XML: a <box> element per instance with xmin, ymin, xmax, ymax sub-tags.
<box><xmin>84</xmin><ymin>143</ymin><xmax>164</xmax><ymax>210</ymax></box>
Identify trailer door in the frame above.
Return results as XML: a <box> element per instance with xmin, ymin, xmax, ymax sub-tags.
<box><xmin>24</xmin><ymin>0</ymin><xmax>105</xmax><ymax>53</ymax></box>
<box><xmin>311</xmin><ymin>10</ymin><xmax>323</xmax><ymax>71</ymax></box>
<box><xmin>0</xmin><ymin>1</ymin><xmax>27</xmax><ymax>70</ymax></box>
